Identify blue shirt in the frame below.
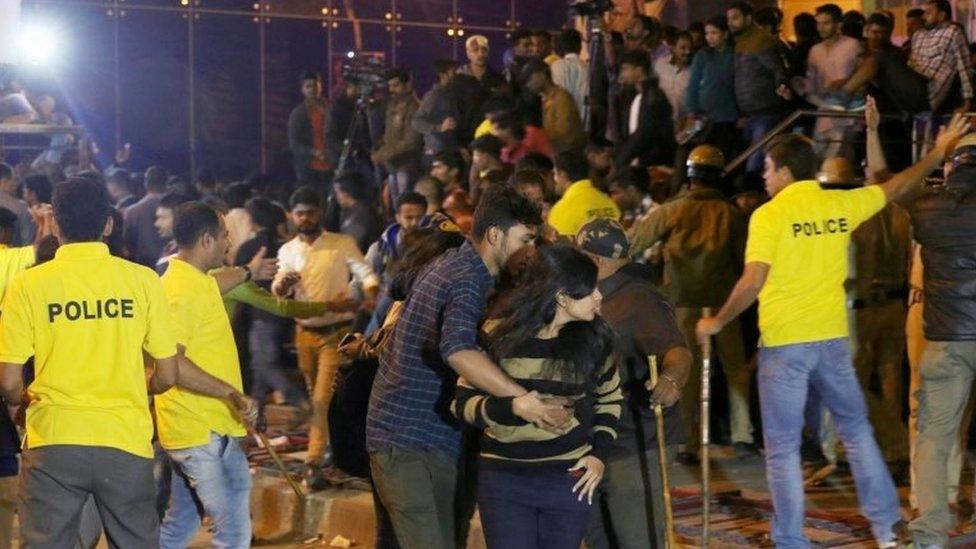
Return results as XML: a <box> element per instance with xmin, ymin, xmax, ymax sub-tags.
<box><xmin>366</xmin><ymin>242</ymin><xmax>495</xmax><ymax>457</ymax></box>
<box><xmin>686</xmin><ymin>45</ymin><xmax>738</xmax><ymax>123</ymax></box>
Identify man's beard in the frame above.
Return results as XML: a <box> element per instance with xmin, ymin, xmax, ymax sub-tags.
<box><xmin>298</xmin><ymin>225</ymin><xmax>320</xmax><ymax>236</ymax></box>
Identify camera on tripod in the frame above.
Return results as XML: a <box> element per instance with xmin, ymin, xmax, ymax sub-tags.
<box><xmin>341</xmin><ymin>54</ymin><xmax>389</xmax><ymax>98</ymax></box>
<box><xmin>568</xmin><ymin>0</ymin><xmax>612</xmax><ymax>17</ymax></box>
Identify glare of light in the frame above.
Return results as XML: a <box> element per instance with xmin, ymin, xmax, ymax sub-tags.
<box><xmin>447</xmin><ymin>28</ymin><xmax>455</xmax><ymax>36</ymax></box>
<box><xmin>346</xmin><ymin>51</ymin><xmax>355</xmax><ymax>58</ymax></box>
<box><xmin>19</xmin><ymin>24</ymin><xmax>59</xmax><ymax>66</ymax></box>
<box><xmin>457</xmin><ymin>29</ymin><xmax>465</xmax><ymax>36</ymax></box>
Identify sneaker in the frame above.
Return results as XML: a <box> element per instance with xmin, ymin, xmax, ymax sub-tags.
<box><xmin>303</xmin><ymin>463</ymin><xmax>329</xmax><ymax>491</ymax></box>
<box><xmin>733</xmin><ymin>441</ymin><xmax>759</xmax><ymax>458</ymax></box>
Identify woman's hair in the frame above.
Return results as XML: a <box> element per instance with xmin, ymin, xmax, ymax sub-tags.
<box><xmin>487</xmin><ymin>245</ymin><xmax>614</xmax><ymax>385</ymax></box>
<box><xmin>387</xmin><ymin>222</ymin><xmax>466</xmax><ymax>300</ymax></box>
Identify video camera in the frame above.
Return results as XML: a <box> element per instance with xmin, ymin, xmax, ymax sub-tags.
<box><xmin>342</xmin><ymin>55</ymin><xmax>388</xmax><ymax>98</ymax></box>
<box><xmin>568</xmin><ymin>0</ymin><xmax>612</xmax><ymax>17</ymax></box>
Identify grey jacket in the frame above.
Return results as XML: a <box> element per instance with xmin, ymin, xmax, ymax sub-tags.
<box><xmin>732</xmin><ymin>26</ymin><xmax>788</xmax><ymax>115</ymax></box>
<box><xmin>411</xmin><ymin>84</ymin><xmax>460</xmax><ymax>156</ymax></box>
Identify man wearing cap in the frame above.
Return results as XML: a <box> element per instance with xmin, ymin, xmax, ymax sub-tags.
<box><xmin>575</xmin><ymin>218</ymin><xmax>692</xmax><ymax>549</ymax></box>
<box><xmin>629</xmin><ymin>144</ymin><xmax>756</xmax><ymax>462</ymax></box>
<box><xmin>695</xmin><ymin>115</ymin><xmax>969</xmax><ymax>547</ymax></box>
<box><xmin>458</xmin><ymin>35</ymin><xmax>505</xmax><ymax>95</ymax></box>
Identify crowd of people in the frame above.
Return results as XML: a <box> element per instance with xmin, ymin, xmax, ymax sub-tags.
<box><xmin>0</xmin><ymin>0</ymin><xmax>975</xmax><ymax>548</ymax></box>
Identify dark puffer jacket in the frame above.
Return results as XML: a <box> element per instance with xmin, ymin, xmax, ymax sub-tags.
<box><xmin>909</xmin><ymin>164</ymin><xmax>976</xmax><ymax>340</ymax></box>
<box><xmin>732</xmin><ymin>25</ymin><xmax>788</xmax><ymax>115</ymax></box>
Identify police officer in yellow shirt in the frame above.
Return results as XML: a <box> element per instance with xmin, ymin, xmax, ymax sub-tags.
<box><xmin>696</xmin><ymin>115</ymin><xmax>970</xmax><ymax>547</ymax></box>
<box><xmin>156</xmin><ymin>202</ymin><xmax>259</xmax><ymax>549</ymax></box>
<box><xmin>0</xmin><ymin>178</ymin><xmax>251</xmax><ymax>548</ymax></box>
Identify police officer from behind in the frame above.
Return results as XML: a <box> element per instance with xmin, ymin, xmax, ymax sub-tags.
<box><xmin>0</xmin><ymin>178</ymin><xmax>222</xmax><ymax>547</ymax></box>
<box><xmin>628</xmin><ymin>145</ymin><xmax>757</xmax><ymax>462</ymax></box>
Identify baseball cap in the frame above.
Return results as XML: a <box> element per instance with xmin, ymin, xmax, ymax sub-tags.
<box><xmin>575</xmin><ymin>218</ymin><xmax>630</xmax><ymax>259</ymax></box>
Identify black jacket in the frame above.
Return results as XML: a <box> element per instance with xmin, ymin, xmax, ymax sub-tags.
<box><xmin>287</xmin><ymin>100</ymin><xmax>327</xmax><ymax>177</ymax></box>
<box><xmin>909</xmin><ymin>165</ymin><xmax>976</xmax><ymax>340</ymax></box>
<box><xmin>614</xmin><ymin>79</ymin><xmax>676</xmax><ymax>169</ymax></box>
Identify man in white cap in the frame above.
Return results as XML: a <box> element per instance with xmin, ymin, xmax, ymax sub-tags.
<box><xmin>458</xmin><ymin>34</ymin><xmax>505</xmax><ymax>95</ymax></box>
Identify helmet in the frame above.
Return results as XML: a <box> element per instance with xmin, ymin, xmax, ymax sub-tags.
<box><xmin>686</xmin><ymin>145</ymin><xmax>725</xmax><ymax>181</ymax></box>
<box><xmin>817</xmin><ymin>156</ymin><xmax>857</xmax><ymax>185</ymax></box>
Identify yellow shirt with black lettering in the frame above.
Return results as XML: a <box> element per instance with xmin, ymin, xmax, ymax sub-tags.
<box><xmin>746</xmin><ymin>181</ymin><xmax>886</xmax><ymax>347</ymax></box>
<box><xmin>0</xmin><ymin>242</ymin><xmax>176</xmax><ymax>458</ymax></box>
<box><xmin>547</xmin><ymin>179</ymin><xmax>621</xmax><ymax>237</ymax></box>
<box><xmin>155</xmin><ymin>258</ymin><xmax>245</xmax><ymax>450</ymax></box>
<box><xmin>0</xmin><ymin>245</ymin><xmax>34</xmax><ymax>301</ymax></box>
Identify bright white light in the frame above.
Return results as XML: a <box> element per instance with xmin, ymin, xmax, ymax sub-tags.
<box><xmin>19</xmin><ymin>24</ymin><xmax>59</xmax><ymax>66</ymax></box>
<box><xmin>346</xmin><ymin>51</ymin><xmax>355</xmax><ymax>58</ymax></box>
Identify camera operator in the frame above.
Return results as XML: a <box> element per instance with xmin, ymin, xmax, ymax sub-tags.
<box><xmin>907</xmin><ymin>132</ymin><xmax>976</xmax><ymax>547</ymax></box>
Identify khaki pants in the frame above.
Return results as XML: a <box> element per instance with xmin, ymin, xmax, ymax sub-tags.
<box><xmin>849</xmin><ymin>301</ymin><xmax>910</xmax><ymax>463</ymax></box>
<box><xmin>909</xmin><ymin>341</ymin><xmax>976</xmax><ymax>547</ymax></box>
<box><xmin>0</xmin><ymin>475</ymin><xmax>15</xmax><ymax>549</ymax></box>
<box><xmin>370</xmin><ymin>448</ymin><xmax>457</xmax><ymax>549</ymax></box>
<box><xmin>296</xmin><ymin>324</ymin><xmax>350</xmax><ymax>467</ymax></box>
<box><xmin>676</xmin><ymin>307</ymin><xmax>754</xmax><ymax>451</ymax></box>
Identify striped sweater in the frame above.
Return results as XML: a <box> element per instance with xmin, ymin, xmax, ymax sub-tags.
<box><xmin>452</xmin><ymin>336</ymin><xmax>623</xmax><ymax>469</ymax></box>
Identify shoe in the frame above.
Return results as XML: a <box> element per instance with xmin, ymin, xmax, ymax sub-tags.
<box><xmin>303</xmin><ymin>463</ymin><xmax>329</xmax><ymax>491</ymax></box>
<box><xmin>733</xmin><ymin>441</ymin><xmax>759</xmax><ymax>458</ymax></box>
<box><xmin>675</xmin><ymin>451</ymin><xmax>700</xmax><ymax>466</ymax></box>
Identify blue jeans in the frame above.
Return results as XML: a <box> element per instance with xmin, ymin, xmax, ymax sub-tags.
<box><xmin>249</xmin><ymin>318</ymin><xmax>305</xmax><ymax>405</ymax></box>
<box><xmin>478</xmin><ymin>466</ymin><xmax>591</xmax><ymax>549</ymax></box>
<box><xmin>387</xmin><ymin>170</ymin><xmax>416</xmax><ymax>207</ymax></box>
<box><xmin>742</xmin><ymin>114</ymin><xmax>781</xmax><ymax>174</ymax></box>
<box><xmin>758</xmin><ymin>338</ymin><xmax>899</xmax><ymax>548</ymax></box>
<box><xmin>160</xmin><ymin>433</ymin><xmax>253</xmax><ymax>549</ymax></box>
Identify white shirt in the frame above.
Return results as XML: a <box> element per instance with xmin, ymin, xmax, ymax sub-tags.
<box><xmin>628</xmin><ymin>93</ymin><xmax>643</xmax><ymax>136</ymax></box>
<box><xmin>551</xmin><ymin>53</ymin><xmax>588</xmax><ymax>121</ymax></box>
<box><xmin>653</xmin><ymin>56</ymin><xmax>691</xmax><ymax>125</ymax></box>
<box><xmin>275</xmin><ymin>231</ymin><xmax>379</xmax><ymax>327</ymax></box>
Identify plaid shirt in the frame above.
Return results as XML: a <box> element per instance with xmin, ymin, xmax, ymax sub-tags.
<box><xmin>366</xmin><ymin>242</ymin><xmax>494</xmax><ymax>457</ymax></box>
<box><xmin>909</xmin><ymin>22</ymin><xmax>974</xmax><ymax>109</ymax></box>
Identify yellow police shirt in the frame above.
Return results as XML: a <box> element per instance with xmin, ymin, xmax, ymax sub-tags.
<box><xmin>0</xmin><ymin>245</ymin><xmax>34</xmax><ymax>300</ymax></box>
<box><xmin>746</xmin><ymin>181</ymin><xmax>886</xmax><ymax>347</ymax></box>
<box><xmin>0</xmin><ymin>242</ymin><xmax>176</xmax><ymax>458</ymax></box>
<box><xmin>547</xmin><ymin>179</ymin><xmax>621</xmax><ymax>236</ymax></box>
<box><xmin>155</xmin><ymin>258</ymin><xmax>245</xmax><ymax>450</ymax></box>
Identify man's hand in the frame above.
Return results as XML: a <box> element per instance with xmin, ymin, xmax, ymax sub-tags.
<box><xmin>229</xmin><ymin>392</ymin><xmax>259</xmax><ymax>428</ymax></box>
<box><xmin>933</xmin><ymin>113</ymin><xmax>972</xmax><ymax>157</ymax></box>
<box><xmin>647</xmin><ymin>370</ymin><xmax>684</xmax><ymax>408</ymax></box>
<box><xmin>696</xmin><ymin>316</ymin><xmax>724</xmax><ymax>344</ymax></box>
<box><xmin>246</xmin><ymin>246</ymin><xmax>279</xmax><ymax>282</ymax></box>
<box><xmin>569</xmin><ymin>455</ymin><xmax>605</xmax><ymax>504</ymax></box>
<box><xmin>440</xmin><ymin>117</ymin><xmax>458</xmax><ymax>132</ymax></box>
<box><xmin>115</xmin><ymin>143</ymin><xmax>132</xmax><ymax>165</ymax></box>
<box><xmin>776</xmin><ymin>84</ymin><xmax>793</xmax><ymax>101</ymax></box>
<box><xmin>276</xmin><ymin>271</ymin><xmax>301</xmax><ymax>296</ymax></box>
<box><xmin>30</xmin><ymin>203</ymin><xmax>54</xmax><ymax>241</ymax></box>
<box><xmin>512</xmin><ymin>390</ymin><xmax>573</xmax><ymax>433</ymax></box>
<box><xmin>865</xmin><ymin>95</ymin><xmax>880</xmax><ymax>132</ymax></box>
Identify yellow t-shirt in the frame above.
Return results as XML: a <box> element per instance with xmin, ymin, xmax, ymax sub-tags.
<box><xmin>0</xmin><ymin>242</ymin><xmax>176</xmax><ymax>458</ymax></box>
<box><xmin>547</xmin><ymin>179</ymin><xmax>621</xmax><ymax>236</ymax></box>
<box><xmin>746</xmin><ymin>181</ymin><xmax>886</xmax><ymax>347</ymax></box>
<box><xmin>0</xmin><ymin>245</ymin><xmax>34</xmax><ymax>301</ymax></box>
<box><xmin>474</xmin><ymin>118</ymin><xmax>495</xmax><ymax>139</ymax></box>
<box><xmin>156</xmin><ymin>258</ymin><xmax>245</xmax><ymax>450</ymax></box>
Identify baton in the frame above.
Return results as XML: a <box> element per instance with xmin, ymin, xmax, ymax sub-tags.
<box><xmin>700</xmin><ymin>307</ymin><xmax>713</xmax><ymax>547</ymax></box>
<box><xmin>649</xmin><ymin>355</ymin><xmax>677</xmax><ymax>548</ymax></box>
<box><xmin>231</xmin><ymin>393</ymin><xmax>305</xmax><ymax>500</ymax></box>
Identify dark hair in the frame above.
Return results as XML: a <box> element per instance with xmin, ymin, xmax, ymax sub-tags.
<box><xmin>866</xmin><ymin>12</ymin><xmax>893</xmax><ymax>32</ymax></box>
<box><xmin>334</xmin><ymin>172</ymin><xmax>370</xmax><ymax>203</ymax></box>
<box><xmin>158</xmin><ymin>192</ymin><xmax>189</xmax><ymax>212</ymax></box>
<box><xmin>841</xmin><ymin>10</ymin><xmax>866</xmax><ymax>39</ymax></box>
<box><xmin>200</xmin><ymin>194</ymin><xmax>229</xmax><ymax>215</ymax></box>
<box><xmin>793</xmin><ymin>12</ymin><xmax>818</xmax><ymax>43</ymax></box>
<box><xmin>0</xmin><ymin>163</ymin><xmax>12</xmax><ymax>182</ymax></box>
<box><xmin>222</xmin><ymin>181</ymin><xmax>251</xmax><ymax>209</ymax></box>
<box><xmin>53</xmin><ymin>177</ymin><xmax>113</xmax><ymax>242</ymax></box>
<box><xmin>533</xmin><ymin>29</ymin><xmax>552</xmax><ymax>42</ymax></box>
<box><xmin>289</xmin><ymin>185</ymin><xmax>322</xmax><ymax>210</ymax></box>
<box><xmin>727</xmin><ymin>1</ymin><xmax>754</xmax><ymax>17</ymax></box>
<box><xmin>245</xmin><ymin>197</ymin><xmax>286</xmax><ymax>230</ymax></box>
<box><xmin>387</xmin><ymin>67</ymin><xmax>411</xmax><ymax>84</ymax></box>
<box><xmin>815</xmin><ymin>3</ymin><xmax>843</xmax><ymax>22</ymax></box>
<box><xmin>705</xmin><ymin>15</ymin><xmax>729</xmax><ymax>33</ymax></box>
<box><xmin>482</xmin><ymin>93</ymin><xmax>517</xmax><ymax>116</ymax></box>
<box><xmin>433</xmin><ymin>150</ymin><xmax>466</xmax><ymax>173</ymax></box>
<box><xmin>513</xmin><ymin>169</ymin><xmax>546</xmax><ymax>190</ymax></box>
<box><xmin>511</xmin><ymin>28</ymin><xmax>534</xmax><ymax>45</ymax></box>
<box><xmin>387</xmin><ymin>226</ymin><xmax>466</xmax><ymax>300</ymax></box>
<box><xmin>926</xmin><ymin>0</ymin><xmax>952</xmax><ymax>18</ymax></box>
<box><xmin>395</xmin><ymin>191</ymin><xmax>428</xmax><ymax>212</ymax></box>
<box><xmin>299</xmin><ymin>71</ymin><xmax>321</xmax><ymax>83</ymax></box>
<box><xmin>145</xmin><ymin>166</ymin><xmax>168</xmax><ymax>193</ymax></box>
<box><xmin>471</xmin><ymin>183</ymin><xmax>542</xmax><ymax>241</ymax></box>
<box><xmin>618</xmin><ymin>50</ymin><xmax>651</xmax><ymax>73</ymax></box>
<box><xmin>0</xmin><ymin>207</ymin><xmax>16</xmax><ymax>232</ymax></box>
<box><xmin>906</xmin><ymin>7</ymin><xmax>924</xmax><ymax>19</ymax></box>
<box><xmin>470</xmin><ymin>134</ymin><xmax>503</xmax><ymax>157</ymax></box>
<box><xmin>556</xmin><ymin>29</ymin><xmax>583</xmax><ymax>56</ymax></box>
<box><xmin>765</xmin><ymin>134</ymin><xmax>818</xmax><ymax>181</ymax></box>
<box><xmin>516</xmin><ymin>152</ymin><xmax>554</xmax><ymax>174</ymax></box>
<box><xmin>434</xmin><ymin>58</ymin><xmax>458</xmax><ymax>76</ymax></box>
<box><xmin>105</xmin><ymin>208</ymin><xmax>125</xmax><ymax>257</ymax></box>
<box><xmin>688</xmin><ymin>21</ymin><xmax>705</xmax><ymax>34</ymax></box>
<box><xmin>520</xmin><ymin>58</ymin><xmax>551</xmax><ymax>83</ymax></box>
<box><xmin>554</xmin><ymin>151</ymin><xmax>589</xmax><ymax>182</ymax></box>
<box><xmin>673</xmin><ymin>30</ymin><xmax>693</xmax><ymax>45</ymax></box>
<box><xmin>755</xmin><ymin>6</ymin><xmax>784</xmax><ymax>30</ymax></box>
<box><xmin>487</xmin><ymin>245</ymin><xmax>613</xmax><ymax>385</ymax></box>
<box><xmin>585</xmin><ymin>136</ymin><xmax>614</xmax><ymax>153</ymax></box>
<box><xmin>195</xmin><ymin>168</ymin><xmax>216</xmax><ymax>188</ymax></box>
<box><xmin>23</xmin><ymin>174</ymin><xmax>53</xmax><ymax>204</ymax></box>
<box><xmin>609</xmin><ymin>166</ymin><xmax>651</xmax><ymax>195</ymax></box>
<box><xmin>173</xmin><ymin>202</ymin><xmax>221</xmax><ymax>248</ymax></box>
<box><xmin>490</xmin><ymin>110</ymin><xmax>526</xmax><ymax>141</ymax></box>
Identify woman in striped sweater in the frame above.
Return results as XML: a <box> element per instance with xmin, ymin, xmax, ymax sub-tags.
<box><xmin>453</xmin><ymin>244</ymin><xmax>623</xmax><ymax>549</ymax></box>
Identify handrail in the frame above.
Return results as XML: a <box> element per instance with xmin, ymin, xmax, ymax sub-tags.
<box><xmin>0</xmin><ymin>124</ymin><xmax>84</xmax><ymax>136</ymax></box>
<box><xmin>722</xmin><ymin>109</ymin><xmax>902</xmax><ymax>176</ymax></box>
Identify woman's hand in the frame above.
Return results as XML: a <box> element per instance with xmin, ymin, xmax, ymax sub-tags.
<box><xmin>569</xmin><ymin>455</ymin><xmax>605</xmax><ymax>505</ymax></box>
